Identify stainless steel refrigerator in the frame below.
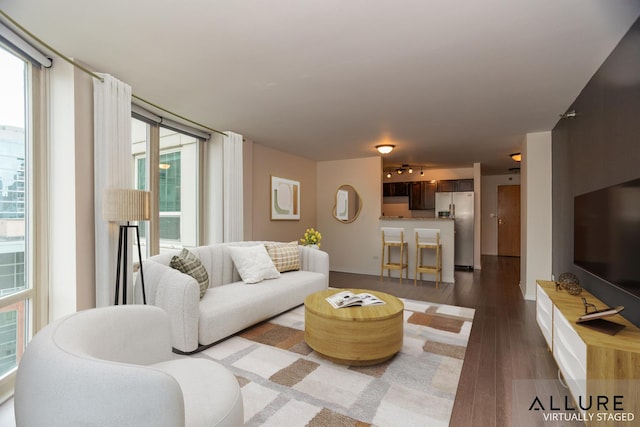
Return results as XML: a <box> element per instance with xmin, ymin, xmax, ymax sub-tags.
<box><xmin>435</xmin><ymin>191</ymin><xmax>474</xmax><ymax>269</ymax></box>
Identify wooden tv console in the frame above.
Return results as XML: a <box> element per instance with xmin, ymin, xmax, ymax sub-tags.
<box><xmin>536</xmin><ymin>280</ymin><xmax>640</xmax><ymax>426</ymax></box>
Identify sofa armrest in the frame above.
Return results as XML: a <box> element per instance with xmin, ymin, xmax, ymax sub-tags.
<box><xmin>139</xmin><ymin>261</ymin><xmax>201</xmax><ymax>353</ymax></box>
<box><xmin>298</xmin><ymin>246</ymin><xmax>330</xmax><ymax>287</ymax></box>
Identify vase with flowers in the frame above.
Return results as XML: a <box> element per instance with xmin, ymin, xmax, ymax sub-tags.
<box><xmin>300</xmin><ymin>228</ymin><xmax>322</xmax><ymax>249</ymax></box>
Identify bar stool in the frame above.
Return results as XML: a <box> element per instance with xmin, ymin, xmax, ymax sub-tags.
<box><xmin>380</xmin><ymin>227</ymin><xmax>408</xmax><ymax>284</ymax></box>
<box><xmin>415</xmin><ymin>228</ymin><xmax>442</xmax><ymax>287</ymax></box>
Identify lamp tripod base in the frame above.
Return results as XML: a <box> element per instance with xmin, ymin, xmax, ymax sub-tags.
<box><xmin>114</xmin><ymin>223</ymin><xmax>146</xmax><ymax>305</ymax></box>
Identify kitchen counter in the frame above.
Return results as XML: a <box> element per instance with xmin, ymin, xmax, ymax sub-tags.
<box><xmin>379</xmin><ymin>217</ymin><xmax>455</xmax><ymax>284</ymax></box>
<box><xmin>379</xmin><ymin>216</ymin><xmax>454</xmax><ymax>221</ymax></box>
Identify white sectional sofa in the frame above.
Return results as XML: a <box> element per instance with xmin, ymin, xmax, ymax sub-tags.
<box><xmin>136</xmin><ymin>242</ymin><xmax>329</xmax><ymax>353</ymax></box>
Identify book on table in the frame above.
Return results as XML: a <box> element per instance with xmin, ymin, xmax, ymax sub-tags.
<box><xmin>326</xmin><ymin>291</ymin><xmax>386</xmax><ymax>309</ymax></box>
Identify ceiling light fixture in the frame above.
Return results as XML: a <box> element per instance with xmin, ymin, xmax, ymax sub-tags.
<box><xmin>510</xmin><ymin>153</ymin><xmax>522</xmax><ymax>162</ymax></box>
<box><xmin>386</xmin><ymin>171</ymin><xmax>392</xmax><ymax>179</ymax></box>
<box><xmin>408</xmin><ymin>167</ymin><xmax>413</xmax><ymax>174</ymax></box>
<box><xmin>397</xmin><ymin>168</ymin><xmax>404</xmax><ymax>175</ymax></box>
<box><xmin>420</xmin><ymin>168</ymin><xmax>424</xmax><ymax>177</ymax></box>
<box><xmin>376</xmin><ymin>144</ymin><xmax>395</xmax><ymax>154</ymax></box>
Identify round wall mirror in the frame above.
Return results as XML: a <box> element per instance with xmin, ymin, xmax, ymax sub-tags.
<box><xmin>333</xmin><ymin>184</ymin><xmax>362</xmax><ymax>224</ymax></box>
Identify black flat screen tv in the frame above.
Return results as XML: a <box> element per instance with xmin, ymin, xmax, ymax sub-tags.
<box><xmin>574</xmin><ymin>177</ymin><xmax>640</xmax><ymax>299</ymax></box>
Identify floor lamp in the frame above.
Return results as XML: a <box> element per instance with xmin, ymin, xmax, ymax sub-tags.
<box><xmin>103</xmin><ymin>188</ymin><xmax>151</xmax><ymax>305</ymax></box>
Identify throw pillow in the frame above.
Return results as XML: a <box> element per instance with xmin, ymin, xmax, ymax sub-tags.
<box><xmin>265</xmin><ymin>241</ymin><xmax>300</xmax><ymax>273</ymax></box>
<box><xmin>170</xmin><ymin>248</ymin><xmax>209</xmax><ymax>298</ymax></box>
<box><xmin>226</xmin><ymin>245</ymin><xmax>281</xmax><ymax>284</ymax></box>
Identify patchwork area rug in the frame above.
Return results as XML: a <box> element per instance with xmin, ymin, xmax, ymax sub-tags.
<box><xmin>197</xmin><ymin>298</ymin><xmax>475</xmax><ymax>427</ymax></box>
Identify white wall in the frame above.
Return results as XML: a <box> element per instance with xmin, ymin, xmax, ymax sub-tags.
<box><xmin>481</xmin><ymin>173</ymin><xmax>521</xmax><ymax>255</ymax></box>
<box><xmin>317</xmin><ymin>157</ymin><xmax>382</xmax><ymax>275</ymax></box>
<box><xmin>521</xmin><ymin>131</ymin><xmax>553</xmax><ymax>300</ymax></box>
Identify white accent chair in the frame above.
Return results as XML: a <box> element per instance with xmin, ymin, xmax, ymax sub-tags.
<box><xmin>14</xmin><ymin>305</ymin><xmax>243</xmax><ymax>427</ymax></box>
<box><xmin>380</xmin><ymin>227</ymin><xmax>409</xmax><ymax>284</ymax></box>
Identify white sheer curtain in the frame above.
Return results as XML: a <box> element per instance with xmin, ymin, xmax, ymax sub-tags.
<box><xmin>94</xmin><ymin>74</ymin><xmax>132</xmax><ymax>307</ymax></box>
<box><xmin>223</xmin><ymin>132</ymin><xmax>244</xmax><ymax>242</ymax></box>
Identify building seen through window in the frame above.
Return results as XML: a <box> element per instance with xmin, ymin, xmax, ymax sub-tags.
<box><xmin>132</xmin><ymin>119</ymin><xmax>199</xmax><ymax>255</ymax></box>
<box><xmin>0</xmin><ymin>45</ymin><xmax>29</xmax><ymax>380</ymax></box>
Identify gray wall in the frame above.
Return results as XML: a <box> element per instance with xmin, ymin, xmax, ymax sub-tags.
<box><xmin>552</xmin><ymin>18</ymin><xmax>640</xmax><ymax>326</ymax></box>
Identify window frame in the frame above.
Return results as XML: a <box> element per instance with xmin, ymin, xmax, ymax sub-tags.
<box><xmin>0</xmin><ymin>41</ymin><xmax>47</xmax><ymax>402</ymax></box>
<box><xmin>131</xmin><ymin>114</ymin><xmax>204</xmax><ymax>256</ymax></box>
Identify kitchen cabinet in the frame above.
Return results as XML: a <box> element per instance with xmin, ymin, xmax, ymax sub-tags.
<box><xmin>384</xmin><ymin>179</ymin><xmax>472</xmax><ymax>201</ymax></box>
<box><xmin>409</xmin><ymin>181</ymin><xmax>436</xmax><ymax>210</ymax></box>
<box><xmin>457</xmin><ymin>179</ymin><xmax>474</xmax><ymax>192</ymax></box>
<box><xmin>437</xmin><ymin>179</ymin><xmax>474</xmax><ymax>192</ymax></box>
<box><xmin>383</xmin><ymin>182</ymin><xmax>409</xmax><ymax>197</ymax></box>
<box><xmin>437</xmin><ymin>180</ymin><xmax>457</xmax><ymax>192</ymax></box>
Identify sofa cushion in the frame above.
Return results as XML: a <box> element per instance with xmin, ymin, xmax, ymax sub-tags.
<box><xmin>198</xmin><ymin>270</ymin><xmax>328</xmax><ymax>345</ymax></box>
<box><xmin>265</xmin><ymin>241</ymin><xmax>300</xmax><ymax>273</ymax></box>
<box><xmin>170</xmin><ymin>249</ymin><xmax>209</xmax><ymax>298</ymax></box>
<box><xmin>151</xmin><ymin>358</ymin><xmax>243</xmax><ymax>427</ymax></box>
<box><xmin>226</xmin><ymin>245</ymin><xmax>280</xmax><ymax>284</ymax></box>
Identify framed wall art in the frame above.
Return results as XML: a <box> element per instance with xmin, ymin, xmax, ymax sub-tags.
<box><xmin>271</xmin><ymin>175</ymin><xmax>300</xmax><ymax>220</ymax></box>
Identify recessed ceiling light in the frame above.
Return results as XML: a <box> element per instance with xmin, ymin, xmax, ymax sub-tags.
<box><xmin>510</xmin><ymin>152</ymin><xmax>522</xmax><ymax>162</ymax></box>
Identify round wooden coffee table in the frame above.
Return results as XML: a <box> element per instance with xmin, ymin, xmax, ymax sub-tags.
<box><xmin>304</xmin><ymin>289</ymin><xmax>404</xmax><ymax>366</ymax></box>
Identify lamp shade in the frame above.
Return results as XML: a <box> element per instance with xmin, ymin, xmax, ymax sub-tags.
<box><xmin>103</xmin><ymin>189</ymin><xmax>151</xmax><ymax>222</ymax></box>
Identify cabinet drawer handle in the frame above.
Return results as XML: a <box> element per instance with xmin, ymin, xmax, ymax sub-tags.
<box><xmin>557</xmin><ymin>368</ymin><xmax>569</xmax><ymax>389</ymax></box>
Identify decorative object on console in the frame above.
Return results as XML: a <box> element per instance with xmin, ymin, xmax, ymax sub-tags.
<box><xmin>271</xmin><ymin>175</ymin><xmax>300</xmax><ymax>220</ymax></box>
<box><xmin>103</xmin><ymin>188</ymin><xmax>151</xmax><ymax>305</ymax></box>
<box><xmin>300</xmin><ymin>227</ymin><xmax>322</xmax><ymax>248</ymax></box>
<box><xmin>555</xmin><ymin>272</ymin><xmax>582</xmax><ymax>295</ymax></box>
<box><xmin>577</xmin><ymin>297</ymin><xmax>625</xmax><ymax>326</ymax></box>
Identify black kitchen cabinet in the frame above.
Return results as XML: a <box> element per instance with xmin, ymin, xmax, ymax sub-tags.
<box><xmin>383</xmin><ymin>182</ymin><xmax>409</xmax><ymax>197</ymax></box>
<box><xmin>457</xmin><ymin>179</ymin><xmax>474</xmax><ymax>192</ymax></box>
<box><xmin>437</xmin><ymin>179</ymin><xmax>474</xmax><ymax>192</ymax></box>
<box><xmin>409</xmin><ymin>181</ymin><xmax>437</xmax><ymax>210</ymax></box>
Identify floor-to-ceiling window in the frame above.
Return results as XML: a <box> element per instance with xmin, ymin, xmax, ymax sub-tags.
<box><xmin>0</xmin><ymin>45</ymin><xmax>34</xmax><ymax>398</ymax></box>
<box><xmin>132</xmin><ymin>115</ymin><xmax>201</xmax><ymax>257</ymax></box>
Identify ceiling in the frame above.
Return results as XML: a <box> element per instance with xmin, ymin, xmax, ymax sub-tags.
<box><xmin>2</xmin><ymin>1</ymin><xmax>640</xmax><ymax>174</ymax></box>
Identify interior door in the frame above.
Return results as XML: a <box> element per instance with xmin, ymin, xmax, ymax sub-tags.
<box><xmin>497</xmin><ymin>185</ymin><xmax>521</xmax><ymax>256</ymax></box>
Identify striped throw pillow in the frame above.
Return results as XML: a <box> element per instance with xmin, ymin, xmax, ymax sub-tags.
<box><xmin>170</xmin><ymin>248</ymin><xmax>209</xmax><ymax>298</ymax></box>
<box><xmin>265</xmin><ymin>241</ymin><xmax>300</xmax><ymax>273</ymax></box>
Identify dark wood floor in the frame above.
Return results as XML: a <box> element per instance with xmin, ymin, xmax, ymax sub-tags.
<box><xmin>330</xmin><ymin>255</ymin><xmax>561</xmax><ymax>427</ymax></box>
